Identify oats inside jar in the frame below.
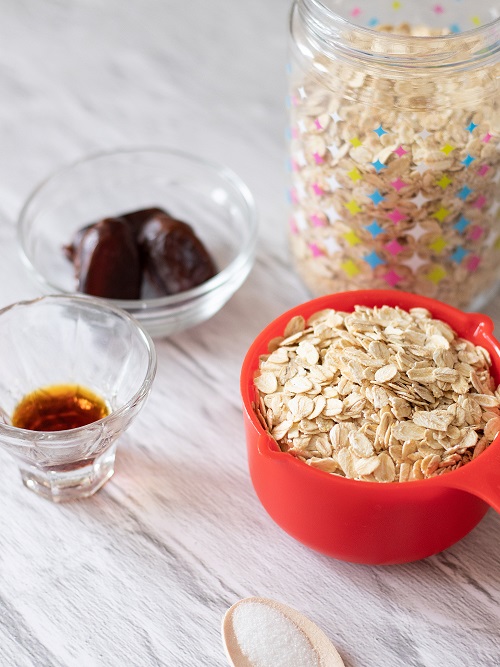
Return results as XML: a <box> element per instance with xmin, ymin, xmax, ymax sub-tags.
<box><xmin>253</xmin><ymin>305</ymin><xmax>500</xmax><ymax>482</ymax></box>
<box><xmin>288</xmin><ymin>22</ymin><xmax>500</xmax><ymax>309</ymax></box>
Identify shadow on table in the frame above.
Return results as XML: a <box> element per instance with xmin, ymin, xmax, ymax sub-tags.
<box><xmin>68</xmin><ymin>436</ymin><xmax>259</xmax><ymax>543</ymax></box>
<box><xmin>318</xmin><ymin>509</ymin><xmax>500</xmax><ymax>667</ymax></box>
<box><xmin>52</xmin><ymin>445</ymin><xmax>500</xmax><ymax>667</ymax></box>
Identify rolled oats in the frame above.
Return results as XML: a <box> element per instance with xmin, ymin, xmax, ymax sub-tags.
<box><xmin>253</xmin><ymin>305</ymin><xmax>500</xmax><ymax>482</ymax></box>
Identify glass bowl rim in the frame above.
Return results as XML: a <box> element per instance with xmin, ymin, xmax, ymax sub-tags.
<box><xmin>0</xmin><ymin>293</ymin><xmax>157</xmax><ymax>442</ymax></box>
<box><xmin>17</xmin><ymin>146</ymin><xmax>259</xmax><ymax>310</ymax></box>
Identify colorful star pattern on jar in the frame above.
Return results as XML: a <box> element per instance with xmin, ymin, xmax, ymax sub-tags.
<box><xmin>287</xmin><ymin>1</ymin><xmax>500</xmax><ymax>308</ymax></box>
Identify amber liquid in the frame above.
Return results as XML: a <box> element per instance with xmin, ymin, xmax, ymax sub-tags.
<box><xmin>12</xmin><ymin>384</ymin><xmax>109</xmax><ymax>432</ymax></box>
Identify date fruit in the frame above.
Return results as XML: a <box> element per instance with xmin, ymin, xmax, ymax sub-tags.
<box><xmin>72</xmin><ymin>217</ymin><xmax>142</xmax><ymax>299</ymax></box>
<box><xmin>120</xmin><ymin>207</ymin><xmax>167</xmax><ymax>237</ymax></box>
<box><xmin>64</xmin><ymin>207</ymin><xmax>217</xmax><ymax>299</ymax></box>
<box><xmin>139</xmin><ymin>213</ymin><xmax>216</xmax><ymax>295</ymax></box>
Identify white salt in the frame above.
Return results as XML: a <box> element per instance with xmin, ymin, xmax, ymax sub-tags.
<box><xmin>231</xmin><ymin>601</ymin><xmax>320</xmax><ymax>667</ymax></box>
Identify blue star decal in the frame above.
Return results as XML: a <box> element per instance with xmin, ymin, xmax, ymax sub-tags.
<box><xmin>457</xmin><ymin>185</ymin><xmax>473</xmax><ymax>200</ymax></box>
<box><xmin>373</xmin><ymin>125</ymin><xmax>388</xmax><ymax>138</ymax></box>
<box><xmin>450</xmin><ymin>24</ymin><xmax>461</xmax><ymax>33</ymax></box>
<box><xmin>462</xmin><ymin>155</ymin><xmax>475</xmax><ymax>167</ymax></box>
<box><xmin>366</xmin><ymin>221</ymin><xmax>384</xmax><ymax>237</ymax></box>
<box><xmin>372</xmin><ymin>159</ymin><xmax>387</xmax><ymax>173</ymax></box>
<box><xmin>466</xmin><ymin>122</ymin><xmax>478</xmax><ymax>133</ymax></box>
<box><xmin>368</xmin><ymin>17</ymin><xmax>380</xmax><ymax>27</ymax></box>
<box><xmin>451</xmin><ymin>247</ymin><xmax>469</xmax><ymax>263</ymax></box>
<box><xmin>368</xmin><ymin>189</ymin><xmax>385</xmax><ymax>206</ymax></box>
<box><xmin>364</xmin><ymin>251</ymin><xmax>385</xmax><ymax>269</ymax></box>
<box><xmin>454</xmin><ymin>216</ymin><xmax>470</xmax><ymax>233</ymax></box>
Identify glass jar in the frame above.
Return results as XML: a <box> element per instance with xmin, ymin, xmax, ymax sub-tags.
<box><xmin>287</xmin><ymin>0</ymin><xmax>499</xmax><ymax>309</ymax></box>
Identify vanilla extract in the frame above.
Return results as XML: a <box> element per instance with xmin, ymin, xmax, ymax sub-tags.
<box><xmin>12</xmin><ymin>384</ymin><xmax>109</xmax><ymax>432</ymax></box>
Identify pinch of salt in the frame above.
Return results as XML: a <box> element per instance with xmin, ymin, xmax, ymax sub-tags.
<box><xmin>231</xmin><ymin>601</ymin><xmax>320</xmax><ymax>667</ymax></box>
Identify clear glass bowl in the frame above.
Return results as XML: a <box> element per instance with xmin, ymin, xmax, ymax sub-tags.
<box><xmin>0</xmin><ymin>295</ymin><xmax>157</xmax><ymax>502</ymax></box>
<box><xmin>18</xmin><ymin>148</ymin><xmax>258</xmax><ymax>337</ymax></box>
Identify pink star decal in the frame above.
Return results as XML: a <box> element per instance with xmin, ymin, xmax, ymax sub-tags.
<box><xmin>433</xmin><ymin>4</ymin><xmax>444</xmax><ymax>13</ymax></box>
<box><xmin>291</xmin><ymin>159</ymin><xmax>300</xmax><ymax>172</ymax></box>
<box><xmin>391</xmin><ymin>178</ymin><xmax>408</xmax><ymax>191</ymax></box>
<box><xmin>309</xmin><ymin>243</ymin><xmax>324</xmax><ymax>258</ymax></box>
<box><xmin>310</xmin><ymin>214</ymin><xmax>326</xmax><ymax>227</ymax></box>
<box><xmin>387</xmin><ymin>209</ymin><xmax>406</xmax><ymax>224</ymax></box>
<box><xmin>467</xmin><ymin>256</ymin><xmax>481</xmax><ymax>272</ymax></box>
<box><xmin>478</xmin><ymin>164</ymin><xmax>490</xmax><ymax>177</ymax></box>
<box><xmin>291</xmin><ymin>127</ymin><xmax>299</xmax><ymax>139</ymax></box>
<box><xmin>473</xmin><ymin>195</ymin><xmax>487</xmax><ymax>209</ymax></box>
<box><xmin>350</xmin><ymin>7</ymin><xmax>361</xmax><ymax>17</ymax></box>
<box><xmin>394</xmin><ymin>145</ymin><xmax>408</xmax><ymax>157</ymax></box>
<box><xmin>384</xmin><ymin>270</ymin><xmax>402</xmax><ymax>287</ymax></box>
<box><xmin>482</xmin><ymin>133</ymin><xmax>493</xmax><ymax>143</ymax></box>
<box><xmin>385</xmin><ymin>239</ymin><xmax>404</xmax><ymax>255</ymax></box>
<box><xmin>468</xmin><ymin>226</ymin><xmax>485</xmax><ymax>241</ymax></box>
<box><xmin>314</xmin><ymin>118</ymin><xmax>323</xmax><ymax>130</ymax></box>
<box><xmin>313</xmin><ymin>152</ymin><xmax>324</xmax><ymax>164</ymax></box>
<box><xmin>312</xmin><ymin>183</ymin><xmax>324</xmax><ymax>196</ymax></box>
<box><xmin>289</xmin><ymin>218</ymin><xmax>298</xmax><ymax>235</ymax></box>
<box><xmin>290</xmin><ymin>188</ymin><xmax>299</xmax><ymax>204</ymax></box>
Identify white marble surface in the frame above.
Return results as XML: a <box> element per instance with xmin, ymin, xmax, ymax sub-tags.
<box><xmin>0</xmin><ymin>1</ymin><xmax>499</xmax><ymax>666</ymax></box>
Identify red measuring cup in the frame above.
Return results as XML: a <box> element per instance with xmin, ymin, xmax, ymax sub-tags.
<box><xmin>241</xmin><ymin>290</ymin><xmax>500</xmax><ymax>564</ymax></box>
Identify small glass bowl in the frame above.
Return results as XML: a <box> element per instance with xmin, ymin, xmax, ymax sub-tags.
<box><xmin>17</xmin><ymin>148</ymin><xmax>258</xmax><ymax>337</ymax></box>
<box><xmin>0</xmin><ymin>294</ymin><xmax>157</xmax><ymax>502</ymax></box>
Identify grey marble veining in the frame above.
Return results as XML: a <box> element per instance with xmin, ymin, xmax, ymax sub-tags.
<box><xmin>0</xmin><ymin>1</ymin><xmax>499</xmax><ymax>666</ymax></box>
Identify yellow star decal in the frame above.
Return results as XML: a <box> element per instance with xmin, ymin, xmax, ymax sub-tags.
<box><xmin>436</xmin><ymin>175</ymin><xmax>453</xmax><ymax>189</ymax></box>
<box><xmin>441</xmin><ymin>144</ymin><xmax>455</xmax><ymax>155</ymax></box>
<box><xmin>341</xmin><ymin>260</ymin><xmax>360</xmax><ymax>277</ymax></box>
<box><xmin>429</xmin><ymin>237</ymin><xmax>447</xmax><ymax>254</ymax></box>
<box><xmin>427</xmin><ymin>267</ymin><xmax>447</xmax><ymax>284</ymax></box>
<box><xmin>347</xmin><ymin>168</ymin><xmax>362</xmax><ymax>182</ymax></box>
<box><xmin>433</xmin><ymin>206</ymin><xmax>451</xmax><ymax>223</ymax></box>
<box><xmin>344</xmin><ymin>199</ymin><xmax>362</xmax><ymax>215</ymax></box>
<box><xmin>349</xmin><ymin>137</ymin><xmax>363</xmax><ymax>148</ymax></box>
<box><xmin>342</xmin><ymin>230</ymin><xmax>361</xmax><ymax>246</ymax></box>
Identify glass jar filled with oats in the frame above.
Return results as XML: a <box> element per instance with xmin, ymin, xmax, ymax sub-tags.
<box><xmin>288</xmin><ymin>0</ymin><xmax>499</xmax><ymax>309</ymax></box>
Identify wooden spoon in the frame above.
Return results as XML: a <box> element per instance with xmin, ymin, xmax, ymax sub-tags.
<box><xmin>222</xmin><ymin>597</ymin><xmax>345</xmax><ymax>667</ymax></box>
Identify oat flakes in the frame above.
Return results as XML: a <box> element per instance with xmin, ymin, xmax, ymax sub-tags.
<box><xmin>288</xmin><ymin>23</ymin><xmax>500</xmax><ymax>309</ymax></box>
<box><xmin>253</xmin><ymin>305</ymin><xmax>500</xmax><ymax>482</ymax></box>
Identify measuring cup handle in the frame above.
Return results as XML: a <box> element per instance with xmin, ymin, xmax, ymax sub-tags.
<box><xmin>444</xmin><ymin>447</ymin><xmax>500</xmax><ymax>514</ymax></box>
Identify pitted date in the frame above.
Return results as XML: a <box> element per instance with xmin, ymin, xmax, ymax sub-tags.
<box><xmin>120</xmin><ymin>207</ymin><xmax>167</xmax><ymax>237</ymax></box>
<box><xmin>139</xmin><ymin>213</ymin><xmax>216</xmax><ymax>295</ymax></box>
<box><xmin>64</xmin><ymin>207</ymin><xmax>216</xmax><ymax>298</ymax></box>
<box><xmin>71</xmin><ymin>217</ymin><xmax>142</xmax><ymax>299</ymax></box>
